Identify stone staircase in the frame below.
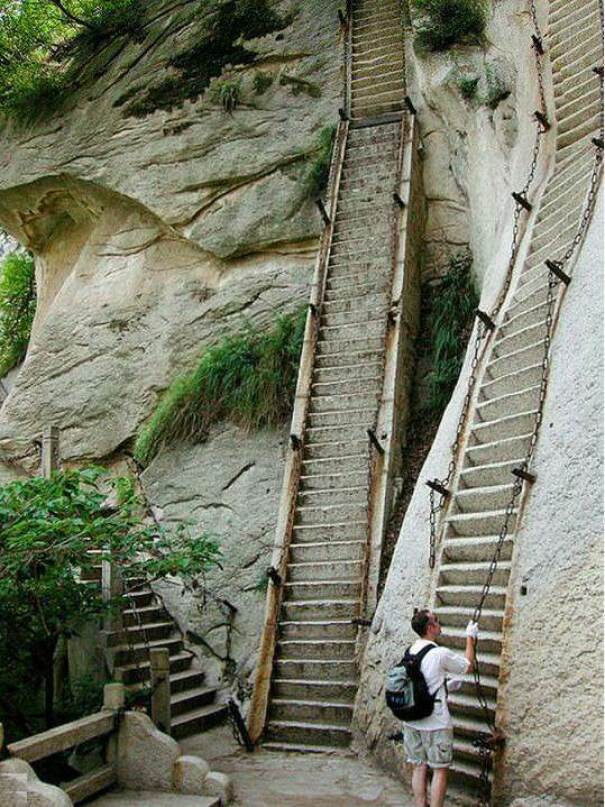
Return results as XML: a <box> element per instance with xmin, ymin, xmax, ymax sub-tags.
<box><xmin>83</xmin><ymin>562</ymin><xmax>227</xmax><ymax>740</ymax></box>
<box><xmin>431</xmin><ymin>0</ymin><xmax>603</xmax><ymax>792</ymax></box>
<box><xmin>261</xmin><ymin>0</ymin><xmax>407</xmax><ymax>752</ymax></box>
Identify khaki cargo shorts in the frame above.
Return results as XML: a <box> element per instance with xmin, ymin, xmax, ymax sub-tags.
<box><xmin>403</xmin><ymin>726</ymin><xmax>453</xmax><ymax>769</ymax></box>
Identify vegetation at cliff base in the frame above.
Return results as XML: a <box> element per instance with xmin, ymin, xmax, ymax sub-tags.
<box><xmin>0</xmin><ymin>252</ymin><xmax>37</xmax><ymax>377</ymax></box>
<box><xmin>134</xmin><ymin>308</ymin><xmax>307</xmax><ymax>466</ymax></box>
<box><xmin>411</xmin><ymin>0</ymin><xmax>487</xmax><ymax>51</ymax></box>
<box><xmin>0</xmin><ymin>0</ymin><xmax>144</xmax><ymax>121</ymax></box>
<box><xmin>426</xmin><ymin>253</ymin><xmax>478</xmax><ymax>412</ymax></box>
<box><xmin>0</xmin><ymin>466</ymin><xmax>220</xmax><ymax>741</ymax></box>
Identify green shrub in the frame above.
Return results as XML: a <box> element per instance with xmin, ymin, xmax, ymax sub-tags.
<box><xmin>305</xmin><ymin>124</ymin><xmax>337</xmax><ymax>199</ymax></box>
<box><xmin>0</xmin><ymin>252</ymin><xmax>36</xmax><ymax>377</ymax></box>
<box><xmin>134</xmin><ymin>308</ymin><xmax>307</xmax><ymax>466</ymax></box>
<box><xmin>426</xmin><ymin>253</ymin><xmax>478</xmax><ymax>412</ymax></box>
<box><xmin>412</xmin><ymin>0</ymin><xmax>487</xmax><ymax>51</ymax></box>
<box><xmin>0</xmin><ymin>0</ymin><xmax>144</xmax><ymax>121</ymax></box>
<box><xmin>458</xmin><ymin>74</ymin><xmax>479</xmax><ymax>100</ymax></box>
<box><xmin>209</xmin><ymin>76</ymin><xmax>242</xmax><ymax>112</ymax></box>
<box><xmin>253</xmin><ymin>71</ymin><xmax>274</xmax><ymax>95</ymax></box>
<box><xmin>484</xmin><ymin>63</ymin><xmax>511</xmax><ymax>109</ymax></box>
<box><xmin>124</xmin><ymin>0</ymin><xmax>289</xmax><ymax>117</ymax></box>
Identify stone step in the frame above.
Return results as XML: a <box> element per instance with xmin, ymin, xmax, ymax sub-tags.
<box><xmin>119</xmin><ymin>651</ymin><xmax>193</xmax><ymax>685</ymax></box>
<box><xmin>311</xmin><ymin>373</ymin><xmax>382</xmax><ymax>395</ymax></box>
<box><xmin>463</xmin><ymin>432</ymin><xmax>532</xmax><ymax>466</ymax></box>
<box><xmin>352</xmin><ymin>28</ymin><xmax>402</xmax><ymax>49</ymax></box>
<box><xmin>272</xmin><ymin>678</ymin><xmax>358</xmax><ymax>702</ymax></box>
<box><xmin>507</xmin><ymin>282</ymin><xmax>552</xmax><ymax>321</ymax></box>
<box><xmin>320</xmin><ymin>292</ymin><xmax>388</xmax><ymax>319</ymax></box>
<box><xmin>287</xmin><ymin>558</ymin><xmax>363</xmax><ymax>582</ymax></box>
<box><xmin>269</xmin><ymin>698</ymin><xmax>353</xmax><ymax>726</ymax></box>
<box><xmin>492</xmin><ymin>319</ymin><xmax>547</xmax><ymax>359</ymax></box>
<box><xmin>301</xmin><ymin>453</ymin><xmax>368</xmax><ymax>476</ymax></box>
<box><xmin>280</xmin><ymin>599</ymin><xmax>359</xmax><ymax>623</ymax></box>
<box><xmin>304</xmin><ymin>421</ymin><xmax>370</xmax><ymax>446</ymax></box>
<box><xmin>455</xmin><ymin>672</ymin><xmax>499</xmax><ymax>702</ymax></box>
<box><xmin>500</xmin><ymin>298</ymin><xmax>549</xmax><ymax>335</ymax></box>
<box><xmin>283</xmin><ymin>580</ymin><xmax>362</xmax><ymax>601</ymax></box>
<box><xmin>316</xmin><ymin>334</ymin><xmax>384</xmax><ymax>357</ymax></box>
<box><xmin>123</xmin><ymin>589</ymin><xmax>155</xmax><ymax>608</ymax></box>
<box><xmin>309</xmin><ymin>390</ymin><xmax>380</xmax><ymax>414</ymax></box>
<box><xmin>303</xmin><ymin>438</ymin><xmax>368</xmax><ymax>461</ymax></box>
<box><xmin>352</xmin><ymin>100</ymin><xmax>404</xmax><ymax>121</ymax></box>
<box><xmin>291</xmin><ymin>520</ymin><xmax>367</xmax><ymax>544</ymax></box>
<box><xmin>279</xmin><ymin>619</ymin><xmax>358</xmax><ymax>640</ymax></box>
<box><xmin>274</xmin><ymin>657</ymin><xmax>358</xmax><ymax>681</ymax></box>
<box><xmin>328</xmin><ymin>242</ymin><xmax>392</xmax><ymax>263</ymax></box>
<box><xmin>289</xmin><ymin>539</ymin><xmax>366</xmax><ymax>563</ymax></box>
<box><xmin>459</xmin><ymin>458</ymin><xmax>524</xmax><ymax>489</ymax></box>
<box><xmin>445</xmin><ymin>509</ymin><xmax>517</xmax><ymax>538</ymax></box>
<box><xmin>469</xmin><ymin>410</ymin><xmax>537</xmax><ymax>446</ymax></box>
<box><xmin>112</xmin><ymin>636</ymin><xmax>183</xmax><ymax>667</ymax></box>
<box><xmin>436</xmin><ymin>584</ymin><xmax>506</xmax><ymax>611</ymax></box>
<box><xmin>448</xmin><ymin>692</ymin><xmax>496</xmax><ymax>721</ymax></box>
<box><xmin>265</xmin><ymin>720</ymin><xmax>351</xmax><ymax>748</ymax></box>
<box><xmin>478</xmin><ymin>361</ymin><xmax>543</xmax><ymax>402</ymax></box>
<box><xmin>439</xmin><ymin>561</ymin><xmax>511</xmax><ymax>588</ymax></box>
<box><xmin>453</xmin><ymin>483</ymin><xmax>516</xmax><ymax>514</ymax></box>
<box><xmin>107</xmin><ymin>620</ymin><xmax>175</xmax><ymax>647</ymax></box>
<box><xmin>170</xmin><ymin>685</ymin><xmax>220</xmax><ymax>717</ymax></box>
<box><xmin>169</xmin><ymin>668</ymin><xmax>207</xmax><ymax>694</ymax></box>
<box><xmin>453</xmin><ymin>736</ymin><xmax>493</xmax><ymax>767</ymax></box>
<box><xmin>353</xmin><ymin>80</ymin><xmax>404</xmax><ymax>107</ymax></box>
<box><xmin>172</xmin><ymin>703</ymin><xmax>228</xmax><ymax>740</ymax></box>
<box><xmin>347</xmin><ymin>123</ymin><xmax>400</xmax><ymax>145</ymax></box>
<box><xmin>475</xmin><ymin>384</ymin><xmax>541</xmax><ymax>423</ymax></box>
<box><xmin>352</xmin><ymin>67</ymin><xmax>403</xmax><ymax>92</ymax></box>
<box><xmin>485</xmin><ymin>340</ymin><xmax>545</xmax><ymax>379</ymax></box>
<box><xmin>324</xmin><ymin>276</ymin><xmax>390</xmax><ymax>300</ymax></box>
<box><xmin>449</xmin><ymin>759</ymin><xmax>491</xmax><ymax>791</ymax></box>
<box><xmin>452</xmin><ymin>712</ymin><xmax>495</xmax><ymax>740</ymax></box>
<box><xmin>295</xmin><ymin>500</ymin><xmax>367</xmax><ymax>527</ymax></box>
<box><xmin>299</xmin><ymin>469</ymin><xmax>368</xmax><ymax>491</ymax></box>
<box><xmin>441</xmin><ymin>535</ymin><xmax>513</xmax><ymax>564</ymax></box>
<box><xmin>554</xmin><ymin>75</ymin><xmax>601</xmax><ymax>120</ymax></box>
<box><xmin>276</xmin><ymin>638</ymin><xmax>357</xmax><ymax>661</ymax></box>
<box><xmin>434</xmin><ymin>606</ymin><xmax>504</xmax><ymax>634</ymax></box>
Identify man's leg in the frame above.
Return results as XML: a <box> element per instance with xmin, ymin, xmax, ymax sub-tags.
<box><xmin>430</xmin><ymin>767</ymin><xmax>448</xmax><ymax>807</ymax></box>
<box><xmin>411</xmin><ymin>763</ymin><xmax>428</xmax><ymax>807</ymax></box>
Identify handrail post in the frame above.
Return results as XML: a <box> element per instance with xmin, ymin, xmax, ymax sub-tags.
<box><xmin>149</xmin><ymin>648</ymin><xmax>171</xmax><ymax>735</ymax></box>
<box><xmin>102</xmin><ymin>551</ymin><xmax>123</xmax><ymax>635</ymax></box>
<box><xmin>40</xmin><ymin>426</ymin><xmax>59</xmax><ymax>479</ymax></box>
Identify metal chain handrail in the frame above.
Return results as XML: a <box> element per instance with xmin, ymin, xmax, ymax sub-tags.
<box><xmin>423</xmin><ymin>2</ymin><xmax>604</xmax><ymax>802</ymax></box>
<box><xmin>426</xmin><ymin>0</ymin><xmax>549</xmax><ymax>571</ymax></box>
<box><xmin>469</xmin><ymin>56</ymin><xmax>604</xmax><ymax>807</ymax></box>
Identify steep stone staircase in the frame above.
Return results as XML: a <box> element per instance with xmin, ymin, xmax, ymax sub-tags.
<box><xmin>84</xmin><ymin>562</ymin><xmax>227</xmax><ymax>740</ymax></box>
<box><xmin>431</xmin><ymin>0</ymin><xmax>603</xmax><ymax>791</ymax></box>
<box><xmin>260</xmin><ymin>0</ymin><xmax>408</xmax><ymax>751</ymax></box>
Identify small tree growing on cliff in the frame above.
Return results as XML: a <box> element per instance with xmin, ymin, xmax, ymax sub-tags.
<box><xmin>0</xmin><ymin>467</ymin><xmax>220</xmax><ymax>740</ymax></box>
<box><xmin>0</xmin><ymin>251</ymin><xmax>37</xmax><ymax>377</ymax></box>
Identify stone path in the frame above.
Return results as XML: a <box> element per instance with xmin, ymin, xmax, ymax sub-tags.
<box><xmin>181</xmin><ymin>726</ymin><xmax>414</xmax><ymax>806</ymax></box>
<box><xmin>92</xmin><ymin>794</ymin><xmax>218</xmax><ymax>807</ymax></box>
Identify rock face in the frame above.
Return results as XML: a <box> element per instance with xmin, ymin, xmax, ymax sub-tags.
<box><xmin>0</xmin><ymin>0</ymin><xmax>341</xmax><ymax>687</ymax></box>
<box><xmin>141</xmin><ymin>424</ymin><xmax>289</xmax><ymax>688</ymax></box>
<box><xmin>0</xmin><ymin>0</ymin><xmax>341</xmax><ymax>461</ymax></box>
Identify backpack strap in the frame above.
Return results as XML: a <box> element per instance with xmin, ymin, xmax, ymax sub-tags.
<box><xmin>414</xmin><ymin>642</ymin><xmax>437</xmax><ymax>664</ymax></box>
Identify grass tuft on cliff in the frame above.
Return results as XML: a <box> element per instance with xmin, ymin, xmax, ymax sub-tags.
<box><xmin>134</xmin><ymin>307</ymin><xmax>307</xmax><ymax>466</ymax></box>
<box><xmin>305</xmin><ymin>124</ymin><xmax>337</xmax><ymax>199</ymax></box>
<box><xmin>426</xmin><ymin>252</ymin><xmax>478</xmax><ymax>412</ymax></box>
<box><xmin>412</xmin><ymin>0</ymin><xmax>487</xmax><ymax>51</ymax></box>
<box><xmin>0</xmin><ymin>252</ymin><xmax>37</xmax><ymax>378</ymax></box>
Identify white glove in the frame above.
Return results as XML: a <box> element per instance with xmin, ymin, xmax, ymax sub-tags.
<box><xmin>465</xmin><ymin>620</ymin><xmax>479</xmax><ymax>639</ymax></box>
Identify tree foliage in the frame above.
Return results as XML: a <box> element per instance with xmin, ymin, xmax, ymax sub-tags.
<box><xmin>411</xmin><ymin>0</ymin><xmax>487</xmax><ymax>51</ymax></box>
<box><xmin>0</xmin><ymin>0</ymin><xmax>144</xmax><ymax>121</ymax></box>
<box><xmin>0</xmin><ymin>251</ymin><xmax>37</xmax><ymax>377</ymax></box>
<box><xmin>0</xmin><ymin>466</ymin><xmax>220</xmax><ymax>740</ymax></box>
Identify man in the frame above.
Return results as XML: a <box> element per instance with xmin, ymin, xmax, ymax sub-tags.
<box><xmin>403</xmin><ymin>609</ymin><xmax>479</xmax><ymax>807</ymax></box>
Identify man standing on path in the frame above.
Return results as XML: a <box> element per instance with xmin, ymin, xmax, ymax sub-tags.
<box><xmin>403</xmin><ymin>609</ymin><xmax>479</xmax><ymax>807</ymax></box>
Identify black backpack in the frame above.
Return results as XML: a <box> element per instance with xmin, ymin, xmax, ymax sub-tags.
<box><xmin>385</xmin><ymin>643</ymin><xmax>439</xmax><ymax>721</ymax></box>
